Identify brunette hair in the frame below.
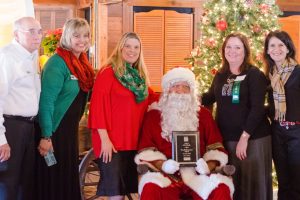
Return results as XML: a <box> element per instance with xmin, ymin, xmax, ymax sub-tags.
<box><xmin>219</xmin><ymin>33</ymin><xmax>252</xmax><ymax>73</ymax></box>
<box><xmin>263</xmin><ymin>30</ymin><xmax>296</xmax><ymax>75</ymax></box>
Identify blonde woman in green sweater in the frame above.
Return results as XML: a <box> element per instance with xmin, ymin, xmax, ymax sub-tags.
<box><xmin>36</xmin><ymin>18</ymin><xmax>95</xmax><ymax>200</ymax></box>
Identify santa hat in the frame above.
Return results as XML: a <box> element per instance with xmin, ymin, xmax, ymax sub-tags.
<box><xmin>161</xmin><ymin>67</ymin><xmax>196</xmax><ymax>92</ymax></box>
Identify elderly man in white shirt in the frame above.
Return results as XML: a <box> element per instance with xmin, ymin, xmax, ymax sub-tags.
<box><xmin>0</xmin><ymin>16</ymin><xmax>42</xmax><ymax>200</ymax></box>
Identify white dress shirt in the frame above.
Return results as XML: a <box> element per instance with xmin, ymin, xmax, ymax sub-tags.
<box><xmin>0</xmin><ymin>39</ymin><xmax>41</xmax><ymax>145</ymax></box>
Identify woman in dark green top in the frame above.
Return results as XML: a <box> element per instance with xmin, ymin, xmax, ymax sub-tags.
<box><xmin>36</xmin><ymin>18</ymin><xmax>95</xmax><ymax>200</ymax></box>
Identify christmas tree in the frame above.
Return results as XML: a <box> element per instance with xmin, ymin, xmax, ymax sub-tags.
<box><xmin>186</xmin><ymin>0</ymin><xmax>282</xmax><ymax>94</ymax></box>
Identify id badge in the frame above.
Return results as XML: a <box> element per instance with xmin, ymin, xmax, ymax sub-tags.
<box><xmin>44</xmin><ymin>150</ymin><xmax>57</xmax><ymax>167</ymax></box>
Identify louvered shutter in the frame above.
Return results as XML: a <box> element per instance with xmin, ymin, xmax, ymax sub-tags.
<box><xmin>134</xmin><ymin>10</ymin><xmax>164</xmax><ymax>90</ymax></box>
<box><xmin>39</xmin><ymin>10</ymin><xmax>52</xmax><ymax>30</ymax></box>
<box><xmin>35</xmin><ymin>6</ymin><xmax>73</xmax><ymax>30</ymax></box>
<box><xmin>164</xmin><ymin>10</ymin><xmax>193</xmax><ymax>72</ymax></box>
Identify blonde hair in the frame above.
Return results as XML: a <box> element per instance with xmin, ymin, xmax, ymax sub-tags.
<box><xmin>102</xmin><ymin>32</ymin><xmax>149</xmax><ymax>85</ymax></box>
<box><xmin>60</xmin><ymin>18</ymin><xmax>90</xmax><ymax>51</ymax></box>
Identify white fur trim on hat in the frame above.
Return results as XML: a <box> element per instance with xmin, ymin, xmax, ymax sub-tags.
<box><xmin>203</xmin><ymin>150</ymin><xmax>228</xmax><ymax>167</ymax></box>
<box><xmin>180</xmin><ymin>167</ymin><xmax>234</xmax><ymax>199</ymax></box>
<box><xmin>161</xmin><ymin>67</ymin><xmax>195</xmax><ymax>91</ymax></box>
<box><xmin>138</xmin><ymin>172</ymin><xmax>171</xmax><ymax>195</ymax></box>
<box><xmin>135</xmin><ymin>148</ymin><xmax>167</xmax><ymax>165</ymax></box>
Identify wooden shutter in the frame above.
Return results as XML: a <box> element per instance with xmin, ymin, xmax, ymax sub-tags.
<box><xmin>164</xmin><ymin>10</ymin><xmax>193</xmax><ymax>72</ymax></box>
<box><xmin>35</xmin><ymin>5</ymin><xmax>74</xmax><ymax>30</ymax></box>
<box><xmin>134</xmin><ymin>10</ymin><xmax>164</xmax><ymax>90</ymax></box>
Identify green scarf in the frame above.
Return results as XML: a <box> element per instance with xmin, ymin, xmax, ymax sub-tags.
<box><xmin>114</xmin><ymin>63</ymin><xmax>148</xmax><ymax>103</ymax></box>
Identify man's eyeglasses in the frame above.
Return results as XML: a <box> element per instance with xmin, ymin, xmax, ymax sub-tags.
<box><xmin>19</xmin><ymin>28</ymin><xmax>43</xmax><ymax>36</ymax></box>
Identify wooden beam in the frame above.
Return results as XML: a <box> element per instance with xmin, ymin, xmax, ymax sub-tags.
<box><xmin>125</xmin><ymin>0</ymin><xmax>204</xmax><ymax>8</ymax></box>
<box><xmin>193</xmin><ymin>7</ymin><xmax>203</xmax><ymax>48</ymax></box>
<box><xmin>97</xmin><ymin>3</ymin><xmax>108</xmax><ymax>68</ymax></box>
<box><xmin>33</xmin><ymin>0</ymin><xmax>77</xmax><ymax>4</ymax></box>
<box><xmin>122</xmin><ymin>2</ymin><xmax>133</xmax><ymax>33</ymax></box>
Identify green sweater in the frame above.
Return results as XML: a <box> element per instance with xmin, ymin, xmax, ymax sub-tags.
<box><xmin>38</xmin><ymin>54</ymin><xmax>80</xmax><ymax>137</ymax></box>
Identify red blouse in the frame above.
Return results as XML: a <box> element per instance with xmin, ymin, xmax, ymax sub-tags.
<box><xmin>88</xmin><ymin>66</ymin><xmax>155</xmax><ymax>158</ymax></box>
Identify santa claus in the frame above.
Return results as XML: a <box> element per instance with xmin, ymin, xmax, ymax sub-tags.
<box><xmin>135</xmin><ymin>67</ymin><xmax>234</xmax><ymax>200</ymax></box>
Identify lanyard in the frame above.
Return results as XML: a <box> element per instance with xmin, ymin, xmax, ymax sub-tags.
<box><xmin>232</xmin><ymin>81</ymin><xmax>241</xmax><ymax>104</ymax></box>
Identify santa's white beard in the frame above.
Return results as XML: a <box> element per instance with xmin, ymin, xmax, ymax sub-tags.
<box><xmin>159</xmin><ymin>93</ymin><xmax>199</xmax><ymax>141</ymax></box>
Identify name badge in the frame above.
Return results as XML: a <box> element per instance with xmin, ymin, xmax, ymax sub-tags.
<box><xmin>70</xmin><ymin>75</ymin><xmax>78</xmax><ymax>80</ymax></box>
<box><xmin>235</xmin><ymin>75</ymin><xmax>246</xmax><ymax>81</ymax></box>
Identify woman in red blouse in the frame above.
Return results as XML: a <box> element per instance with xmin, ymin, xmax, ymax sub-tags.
<box><xmin>88</xmin><ymin>32</ymin><xmax>152</xmax><ymax>200</ymax></box>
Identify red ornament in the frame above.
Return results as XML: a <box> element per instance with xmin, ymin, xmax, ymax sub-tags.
<box><xmin>260</xmin><ymin>4</ymin><xmax>269</xmax><ymax>14</ymax></box>
<box><xmin>216</xmin><ymin>20</ymin><xmax>228</xmax><ymax>31</ymax></box>
<box><xmin>211</xmin><ymin>68</ymin><xmax>218</xmax><ymax>75</ymax></box>
<box><xmin>205</xmin><ymin>38</ymin><xmax>216</xmax><ymax>48</ymax></box>
<box><xmin>252</xmin><ymin>24</ymin><xmax>261</xmax><ymax>33</ymax></box>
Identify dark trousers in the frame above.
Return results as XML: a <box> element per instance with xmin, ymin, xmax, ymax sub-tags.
<box><xmin>0</xmin><ymin>117</ymin><xmax>35</xmax><ymax>200</ymax></box>
<box><xmin>272</xmin><ymin>123</ymin><xmax>300</xmax><ymax>200</ymax></box>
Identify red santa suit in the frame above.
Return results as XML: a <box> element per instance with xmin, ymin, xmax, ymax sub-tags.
<box><xmin>135</xmin><ymin>105</ymin><xmax>234</xmax><ymax>200</ymax></box>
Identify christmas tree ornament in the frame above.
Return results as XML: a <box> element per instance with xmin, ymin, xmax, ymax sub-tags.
<box><xmin>252</xmin><ymin>24</ymin><xmax>261</xmax><ymax>33</ymax></box>
<box><xmin>202</xmin><ymin>16</ymin><xmax>210</xmax><ymax>25</ymax></box>
<box><xmin>245</xmin><ymin>0</ymin><xmax>253</xmax><ymax>6</ymax></box>
<box><xmin>211</xmin><ymin>68</ymin><xmax>218</xmax><ymax>75</ymax></box>
<box><xmin>260</xmin><ymin>4</ymin><xmax>270</xmax><ymax>14</ymax></box>
<box><xmin>216</xmin><ymin>20</ymin><xmax>228</xmax><ymax>31</ymax></box>
<box><xmin>205</xmin><ymin>38</ymin><xmax>217</xmax><ymax>48</ymax></box>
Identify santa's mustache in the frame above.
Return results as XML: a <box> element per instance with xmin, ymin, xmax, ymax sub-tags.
<box><xmin>166</xmin><ymin>93</ymin><xmax>192</xmax><ymax>111</ymax></box>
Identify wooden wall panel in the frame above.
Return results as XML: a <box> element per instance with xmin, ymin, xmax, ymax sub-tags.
<box><xmin>96</xmin><ymin>3</ymin><xmax>108</xmax><ymax>68</ymax></box>
<box><xmin>279</xmin><ymin>16</ymin><xmax>300</xmax><ymax>62</ymax></box>
<box><xmin>107</xmin><ymin>2</ymin><xmax>123</xmax><ymax>57</ymax></box>
<box><xmin>33</xmin><ymin>0</ymin><xmax>76</xmax><ymax>4</ymax></box>
<box><xmin>164</xmin><ymin>10</ymin><xmax>193</xmax><ymax>72</ymax></box>
<box><xmin>276</xmin><ymin>0</ymin><xmax>300</xmax><ymax>12</ymax></box>
<box><xmin>134</xmin><ymin>10</ymin><xmax>165</xmax><ymax>89</ymax></box>
<box><xmin>127</xmin><ymin>0</ymin><xmax>204</xmax><ymax>8</ymax></box>
<box><xmin>108</xmin><ymin>17</ymin><xmax>122</xmax><ymax>56</ymax></box>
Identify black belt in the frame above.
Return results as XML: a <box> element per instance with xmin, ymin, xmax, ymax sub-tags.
<box><xmin>3</xmin><ymin>114</ymin><xmax>36</xmax><ymax>123</ymax></box>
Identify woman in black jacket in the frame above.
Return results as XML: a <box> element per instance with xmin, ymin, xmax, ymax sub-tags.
<box><xmin>264</xmin><ymin>30</ymin><xmax>300</xmax><ymax>200</ymax></box>
<box><xmin>202</xmin><ymin>33</ymin><xmax>272</xmax><ymax>200</ymax></box>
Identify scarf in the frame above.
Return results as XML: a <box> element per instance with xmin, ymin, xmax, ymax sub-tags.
<box><xmin>56</xmin><ymin>47</ymin><xmax>95</xmax><ymax>92</ymax></box>
<box><xmin>269</xmin><ymin>58</ymin><xmax>296</xmax><ymax>121</ymax></box>
<box><xmin>114</xmin><ymin>63</ymin><xmax>148</xmax><ymax>103</ymax></box>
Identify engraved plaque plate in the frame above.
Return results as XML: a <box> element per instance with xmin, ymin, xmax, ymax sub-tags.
<box><xmin>172</xmin><ymin>131</ymin><xmax>200</xmax><ymax>167</ymax></box>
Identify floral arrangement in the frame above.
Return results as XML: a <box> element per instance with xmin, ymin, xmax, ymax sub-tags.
<box><xmin>41</xmin><ymin>28</ymin><xmax>62</xmax><ymax>56</ymax></box>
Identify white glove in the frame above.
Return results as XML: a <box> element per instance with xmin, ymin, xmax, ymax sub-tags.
<box><xmin>162</xmin><ymin>159</ymin><xmax>179</xmax><ymax>174</ymax></box>
<box><xmin>195</xmin><ymin>158</ymin><xmax>210</xmax><ymax>175</ymax></box>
